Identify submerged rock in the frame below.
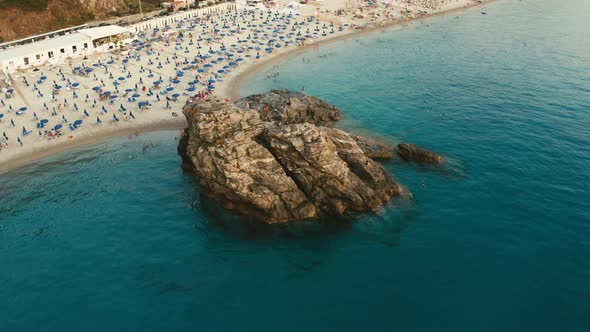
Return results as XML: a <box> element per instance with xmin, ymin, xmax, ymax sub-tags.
<box><xmin>235</xmin><ymin>89</ymin><xmax>342</xmax><ymax>126</ymax></box>
<box><xmin>180</xmin><ymin>95</ymin><xmax>403</xmax><ymax>223</ymax></box>
<box><xmin>352</xmin><ymin>135</ymin><xmax>394</xmax><ymax>159</ymax></box>
<box><xmin>396</xmin><ymin>143</ymin><xmax>444</xmax><ymax>164</ymax></box>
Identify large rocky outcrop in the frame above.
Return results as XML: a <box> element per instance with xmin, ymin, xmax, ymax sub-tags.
<box><xmin>182</xmin><ymin>97</ymin><xmax>317</xmax><ymax>222</ymax></box>
<box><xmin>235</xmin><ymin>90</ymin><xmax>342</xmax><ymax>126</ymax></box>
<box><xmin>263</xmin><ymin>124</ymin><xmax>401</xmax><ymax>215</ymax></box>
<box><xmin>180</xmin><ymin>95</ymin><xmax>403</xmax><ymax>223</ymax></box>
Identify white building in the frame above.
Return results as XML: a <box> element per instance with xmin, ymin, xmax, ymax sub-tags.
<box><xmin>0</xmin><ymin>26</ymin><xmax>133</xmax><ymax>74</ymax></box>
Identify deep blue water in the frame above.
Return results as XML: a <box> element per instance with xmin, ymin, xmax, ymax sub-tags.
<box><xmin>2</xmin><ymin>1</ymin><xmax>590</xmax><ymax>331</ymax></box>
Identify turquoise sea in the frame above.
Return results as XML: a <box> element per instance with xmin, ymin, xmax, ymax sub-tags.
<box><xmin>1</xmin><ymin>0</ymin><xmax>590</xmax><ymax>331</ymax></box>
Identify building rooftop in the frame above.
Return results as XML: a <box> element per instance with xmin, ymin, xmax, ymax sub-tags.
<box><xmin>0</xmin><ymin>26</ymin><xmax>130</xmax><ymax>62</ymax></box>
<box><xmin>78</xmin><ymin>26</ymin><xmax>130</xmax><ymax>40</ymax></box>
<box><xmin>0</xmin><ymin>33</ymin><xmax>89</xmax><ymax>61</ymax></box>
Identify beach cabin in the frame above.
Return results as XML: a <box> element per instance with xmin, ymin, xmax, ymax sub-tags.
<box><xmin>0</xmin><ymin>26</ymin><xmax>132</xmax><ymax>74</ymax></box>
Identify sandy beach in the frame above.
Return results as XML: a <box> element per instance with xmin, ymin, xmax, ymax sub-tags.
<box><xmin>0</xmin><ymin>0</ymin><xmax>494</xmax><ymax>174</ymax></box>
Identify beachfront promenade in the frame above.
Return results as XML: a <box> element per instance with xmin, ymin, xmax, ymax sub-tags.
<box><xmin>0</xmin><ymin>0</ymin><xmax>489</xmax><ymax>173</ymax></box>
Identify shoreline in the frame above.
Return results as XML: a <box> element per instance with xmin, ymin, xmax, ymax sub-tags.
<box><xmin>226</xmin><ymin>0</ymin><xmax>497</xmax><ymax>100</ymax></box>
<box><xmin>0</xmin><ymin>0</ymin><xmax>495</xmax><ymax>175</ymax></box>
<box><xmin>0</xmin><ymin>119</ymin><xmax>186</xmax><ymax>174</ymax></box>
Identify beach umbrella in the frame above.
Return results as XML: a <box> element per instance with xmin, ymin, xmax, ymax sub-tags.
<box><xmin>54</xmin><ymin>124</ymin><xmax>63</xmax><ymax>130</ymax></box>
<box><xmin>74</xmin><ymin>120</ymin><xmax>83</xmax><ymax>127</ymax></box>
<box><xmin>125</xmin><ymin>88</ymin><xmax>134</xmax><ymax>93</ymax></box>
<box><xmin>103</xmin><ymin>91</ymin><xmax>112</xmax><ymax>95</ymax></box>
<box><xmin>20</xmin><ymin>107</ymin><xmax>27</xmax><ymax>111</ymax></box>
<box><xmin>172</xmin><ymin>93</ymin><xmax>180</xmax><ymax>98</ymax></box>
<box><xmin>72</xmin><ymin>83</ymin><xmax>80</xmax><ymax>87</ymax></box>
<box><xmin>132</xmin><ymin>93</ymin><xmax>141</xmax><ymax>98</ymax></box>
<box><xmin>166</xmin><ymin>87</ymin><xmax>174</xmax><ymax>92</ymax></box>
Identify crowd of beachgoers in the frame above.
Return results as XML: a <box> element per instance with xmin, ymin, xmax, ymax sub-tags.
<box><xmin>394</xmin><ymin>0</ymin><xmax>467</xmax><ymax>10</ymax></box>
<box><xmin>0</xmin><ymin>0</ymin><xmax>489</xmax><ymax>171</ymax></box>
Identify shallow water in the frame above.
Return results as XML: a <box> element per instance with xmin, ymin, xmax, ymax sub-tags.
<box><xmin>2</xmin><ymin>0</ymin><xmax>590</xmax><ymax>331</ymax></box>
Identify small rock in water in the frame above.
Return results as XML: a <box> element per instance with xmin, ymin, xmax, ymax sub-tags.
<box><xmin>396</xmin><ymin>143</ymin><xmax>444</xmax><ymax>164</ymax></box>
